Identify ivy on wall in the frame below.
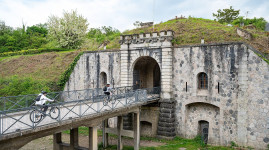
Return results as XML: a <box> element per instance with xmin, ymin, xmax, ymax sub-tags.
<box><xmin>57</xmin><ymin>52</ymin><xmax>84</xmax><ymax>89</ymax></box>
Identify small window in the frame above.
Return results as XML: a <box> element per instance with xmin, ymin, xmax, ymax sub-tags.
<box><xmin>198</xmin><ymin>72</ymin><xmax>208</xmax><ymax>89</ymax></box>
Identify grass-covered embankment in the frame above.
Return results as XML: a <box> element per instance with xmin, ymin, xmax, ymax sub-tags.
<box><xmin>0</xmin><ymin>50</ymin><xmax>80</xmax><ymax>97</ymax></box>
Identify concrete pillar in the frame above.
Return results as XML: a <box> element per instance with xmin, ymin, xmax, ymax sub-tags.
<box><xmin>117</xmin><ymin>116</ymin><xmax>123</xmax><ymax>150</ymax></box>
<box><xmin>70</xmin><ymin>128</ymin><xmax>79</xmax><ymax>149</ymax></box>
<box><xmin>102</xmin><ymin>119</ymin><xmax>109</xmax><ymax>148</ymax></box>
<box><xmin>133</xmin><ymin>112</ymin><xmax>140</xmax><ymax>150</ymax></box>
<box><xmin>89</xmin><ymin>126</ymin><xmax>98</xmax><ymax>150</ymax></box>
<box><xmin>53</xmin><ymin>132</ymin><xmax>62</xmax><ymax>150</ymax></box>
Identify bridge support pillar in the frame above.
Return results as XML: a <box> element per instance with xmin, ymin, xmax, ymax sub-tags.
<box><xmin>89</xmin><ymin>126</ymin><xmax>98</xmax><ymax>150</ymax></box>
<box><xmin>117</xmin><ymin>116</ymin><xmax>123</xmax><ymax>150</ymax></box>
<box><xmin>70</xmin><ymin>128</ymin><xmax>79</xmax><ymax>149</ymax></box>
<box><xmin>102</xmin><ymin>119</ymin><xmax>109</xmax><ymax>148</ymax></box>
<box><xmin>133</xmin><ymin>112</ymin><xmax>140</xmax><ymax>150</ymax></box>
<box><xmin>53</xmin><ymin>132</ymin><xmax>62</xmax><ymax>150</ymax></box>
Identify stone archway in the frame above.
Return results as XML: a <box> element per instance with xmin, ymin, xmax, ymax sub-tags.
<box><xmin>132</xmin><ymin>56</ymin><xmax>161</xmax><ymax>89</ymax></box>
<box><xmin>185</xmin><ymin>102</ymin><xmax>220</xmax><ymax>145</ymax></box>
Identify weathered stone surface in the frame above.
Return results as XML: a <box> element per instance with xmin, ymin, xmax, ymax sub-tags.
<box><xmin>62</xmin><ymin>31</ymin><xmax>269</xmax><ymax>149</ymax></box>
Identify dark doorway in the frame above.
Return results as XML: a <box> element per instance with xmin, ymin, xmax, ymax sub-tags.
<box><xmin>133</xmin><ymin>56</ymin><xmax>160</xmax><ymax>89</ymax></box>
<box><xmin>199</xmin><ymin>120</ymin><xmax>209</xmax><ymax>144</ymax></box>
<box><xmin>100</xmin><ymin>72</ymin><xmax>107</xmax><ymax>87</ymax></box>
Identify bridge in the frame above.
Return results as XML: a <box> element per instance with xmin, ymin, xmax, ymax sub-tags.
<box><xmin>0</xmin><ymin>86</ymin><xmax>160</xmax><ymax>150</ymax></box>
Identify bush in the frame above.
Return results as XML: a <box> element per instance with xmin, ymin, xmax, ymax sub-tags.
<box><xmin>0</xmin><ymin>48</ymin><xmax>70</xmax><ymax>57</ymax></box>
<box><xmin>0</xmin><ymin>76</ymin><xmax>50</xmax><ymax>97</ymax></box>
<box><xmin>232</xmin><ymin>17</ymin><xmax>267</xmax><ymax>30</ymax></box>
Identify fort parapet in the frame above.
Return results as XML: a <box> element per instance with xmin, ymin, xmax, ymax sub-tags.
<box><xmin>119</xmin><ymin>30</ymin><xmax>174</xmax><ymax>48</ymax></box>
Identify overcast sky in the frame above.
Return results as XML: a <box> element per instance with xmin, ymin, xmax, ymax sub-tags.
<box><xmin>0</xmin><ymin>0</ymin><xmax>268</xmax><ymax>31</ymax></box>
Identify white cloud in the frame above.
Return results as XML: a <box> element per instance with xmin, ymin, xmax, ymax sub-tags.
<box><xmin>0</xmin><ymin>0</ymin><xmax>268</xmax><ymax>31</ymax></box>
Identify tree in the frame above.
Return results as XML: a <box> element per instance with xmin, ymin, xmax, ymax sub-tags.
<box><xmin>213</xmin><ymin>6</ymin><xmax>240</xmax><ymax>24</ymax></box>
<box><xmin>47</xmin><ymin>10</ymin><xmax>89</xmax><ymax>49</ymax></box>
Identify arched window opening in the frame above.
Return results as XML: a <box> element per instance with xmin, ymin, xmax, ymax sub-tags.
<box><xmin>198</xmin><ymin>72</ymin><xmax>208</xmax><ymax>89</ymax></box>
<box><xmin>100</xmin><ymin>72</ymin><xmax>107</xmax><ymax>87</ymax></box>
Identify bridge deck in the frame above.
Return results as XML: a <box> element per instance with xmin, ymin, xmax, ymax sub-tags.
<box><xmin>0</xmin><ymin>87</ymin><xmax>160</xmax><ymax>141</ymax></box>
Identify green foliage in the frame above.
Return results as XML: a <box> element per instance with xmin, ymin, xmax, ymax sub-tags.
<box><xmin>87</xmin><ymin>26</ymin><xmax>120</xmax><ymax>46</ymax></box>
<box><xmin>255</xmin><ymin>52</ymin><xmax>269</xmax><ymax>64</ymax></box>
<box><xmin>230</xmin><ymin>141</ymin><xmax>238</xmax><ymax>147</ymax></box>
<box><xmin>57</xmin><ymin>52</ymin><xmax>84</xmax><ymax>89</ymax></box>
<box><xmin>213</xmin><ymin>6</ymin><xmax>240</xmax><ymax>24</ymax></box>
<box><xmin>0</xmin><ymin>21</ymin><xmax>49</xmax><ymax>53</ymax></box>
<box><xmin>48</xmin><ymin>10</ymin><xmax>89</xmax><ymax>49</ymax></box>
<box><xmin>0</xmin><ymin>48</ymin><xmax>70</xmax><ymax>57</ymax></box>
<box><xmin>0</xmin><ymin>76</ymin><xmax>50</xmax><ymax>97</ymax></box>
<box><xmin>267</xmin><ymin>144</ymin><xmax>269</xmax><ymax>150</ymax></box>
<box><xmin>232</xmin><ymin>17</ymin><xmax>267</xmax><ymax>30</ymax></box>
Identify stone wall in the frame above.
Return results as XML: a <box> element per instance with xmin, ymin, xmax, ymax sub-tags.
<box><xmin>173</xmin><ymin>43</ymin><xmax>269</xmax><ymax>148</ymax></box>
<box><xmin>64</xmin><ymin>50</ymin><xmax>121</xmax><ymax>91</ymax></box>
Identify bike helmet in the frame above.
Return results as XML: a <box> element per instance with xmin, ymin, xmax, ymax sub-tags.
<box><xmin>107</xmin><ymin>83</ymin><xmax>110</xmax><ymax>85</ymax></box>
<box><xmin>42</xmin><ymin>91</ymin><xmax>47</xmax><ymax>94</ymax></box>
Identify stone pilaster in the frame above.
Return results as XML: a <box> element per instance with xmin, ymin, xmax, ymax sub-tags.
<box><xmin>157</xmin><ymin>31</ymin><xmax>176</xmax><ymax>139</ymax></box>
<box><xmin>236</xmin><ymin>46</ymin><xmax>249</xmax><ymax>145</ymax></box>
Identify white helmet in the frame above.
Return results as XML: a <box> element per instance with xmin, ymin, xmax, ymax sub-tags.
<box><xmin>107</xmin><ymin>83</ymin><xmax>110</xmax><ymax>85</ymax></box>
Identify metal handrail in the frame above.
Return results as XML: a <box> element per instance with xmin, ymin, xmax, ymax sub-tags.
<box><xmin>0</xmin><ymin>86</ymin><xmax>160</xmax><ymax>136</ymax></box>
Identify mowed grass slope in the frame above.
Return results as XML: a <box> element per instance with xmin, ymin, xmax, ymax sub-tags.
<box><xmin>125</xmin><ymin>17</ymin><xmax>269</xmax><ymax>54</ymax></box>
<box><xmin>0</xmin><ymin>51</ymin><xmax>80</xmax><ymax>96</ymax></box>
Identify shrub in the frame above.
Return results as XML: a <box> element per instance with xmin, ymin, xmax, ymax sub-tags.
<box><xmin>0</xmin><ymin>48</ymin><xmax>70</xmax><ymax>57</ymax></box>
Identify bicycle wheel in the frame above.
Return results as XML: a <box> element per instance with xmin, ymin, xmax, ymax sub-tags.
<box><xmin>49</xmin><ymin>107</ymin><xmax>60</xmax><ymax>119</ymax></box>
<box><xmin>30</xmin><ymin>110</ymin><xmax>43</xmax><ymax>123</ymax></box>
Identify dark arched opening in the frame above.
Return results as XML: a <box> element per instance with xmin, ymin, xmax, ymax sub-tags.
<box><xmin>133</xmin><ymin>56</ymin><xmax>160</xmax><ymax>89</ymax></box>
<box><xmin>198</xmin><ymin>72</ymin><xmax>208</xmax><ymax>89</ymax></box>
<box><xmin>198</xmin><ymin>120</ymin><xmax>209</xmax><ymax>144</ymax></box>
<box><xmin>100</xmin><ymin>72</ymin><xmax>107</xmax><ymax>87</ymax></box>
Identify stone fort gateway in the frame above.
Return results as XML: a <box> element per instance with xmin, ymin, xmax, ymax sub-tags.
<box><xmin>64</xmin><ymin>30</ymin><xmax>269</xmax><ymax>149</ymax></box>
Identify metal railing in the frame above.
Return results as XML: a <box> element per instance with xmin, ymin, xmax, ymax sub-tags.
<box><xmin>0</xmin><ymin>86</ymin><xmax>160</xmax><ymax>136</ymax></box>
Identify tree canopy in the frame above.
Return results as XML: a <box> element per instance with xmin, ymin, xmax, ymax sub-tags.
<box><xmin>213</xmin><ymin>6</ymin><xmax>240</xmax><ymax>24</ymax></box>
<box><xmin>47</xmin><ymin>10</ymin><xmax>89</xmax><ymax>49</ymax></box>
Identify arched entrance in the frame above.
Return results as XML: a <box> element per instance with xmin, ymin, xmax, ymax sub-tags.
<box><xmin>199</xmin><ymin>120</ymin><xmax>209</xmax><ymax>144</ymax></box>
<box><xmin>185</xmin><ymin>102</ymin><xmax>220</xmax><ymax>145</ymax></box>
<box><xmin>100</xmin><ymin>72</ymin><xmax>107</xmax><ymax>87</ymax></box>
<box><xmin>133</xmin><ymin>56</ymin><xmax>160</xmax><ymax>89</ymax></box>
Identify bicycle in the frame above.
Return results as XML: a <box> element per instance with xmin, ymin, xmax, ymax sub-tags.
<box><xmin>30</xmin><ymin>103</ymin><xmax>60</xmax><ymax>123</ymax></box>
<box><xmin>103</xmin><ymin>89</ymin><xmax>116</xmax><ymax>106</ymax></box>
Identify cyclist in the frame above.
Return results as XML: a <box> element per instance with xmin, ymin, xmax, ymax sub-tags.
<box><xmin>103</xmin><ymin>83</ymin><xmax>113</xmax><ymax>100</ymax></box>
<box><xmin>35</xmin><ymin>91</ymin><xmax>54</xmax><ymax>114</ymax></box>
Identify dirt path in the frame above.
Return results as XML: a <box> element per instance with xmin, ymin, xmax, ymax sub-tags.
<box><xmin>20</xmin><ymin>134</ymin><xmax>165</xmax><ymax>150</ymax></box>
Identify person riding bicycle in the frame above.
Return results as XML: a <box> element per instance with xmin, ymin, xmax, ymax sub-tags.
<box><xmin>35</xmin><ymin>91</ymin><xmax>54</xmax><ymax>114</ymax></box>
<box><xmin>103</xmin><ymin>83</ymin><xmax>113</xmax><ymax>100</ymax></box>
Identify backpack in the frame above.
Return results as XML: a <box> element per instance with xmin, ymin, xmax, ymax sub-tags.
<box><xmin>103</xmin><ymin>86</ymin><xmax>107</xmax><ymax>92</ymax></box>
<box><xmin>35</xmin><ymin>95</ymin><xmax>42</xmax><ymax>101</ymax></box>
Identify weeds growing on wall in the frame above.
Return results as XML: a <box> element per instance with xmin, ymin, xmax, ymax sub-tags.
<box><xmin>57</xmin><ymin>52</ymin><xmax>84</xmax><ymax>89</ymax></box>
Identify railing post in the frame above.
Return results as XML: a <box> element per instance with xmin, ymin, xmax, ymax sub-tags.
<box><xmin>0</xmin><ymin>112</ymin><xmax>2</xmax><ymax>136</ymax></box>
<box><xmin>135</xmin><ymin>91</ymin><xmax>138</xmax><ymax>102</ymax></box>
<box><xmin>79</xmin><ymin>101</ymin><xmax>82</xmax><ymax>117</ymax></box>
<box><xmin>4</xmin><ymin>97</ymin><xmax>6</xmax><ymax>111</ymax></box>
<box><xmin>125</xmin><ymin>93</ymin><xmax>127</xmax><ymax>105</ymax></box>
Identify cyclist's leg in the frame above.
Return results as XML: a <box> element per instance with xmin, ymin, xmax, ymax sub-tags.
<box><xmin>43</xmin><ymin>105</ymin><xmax>48</xmax><ymax>114</ymax></box>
